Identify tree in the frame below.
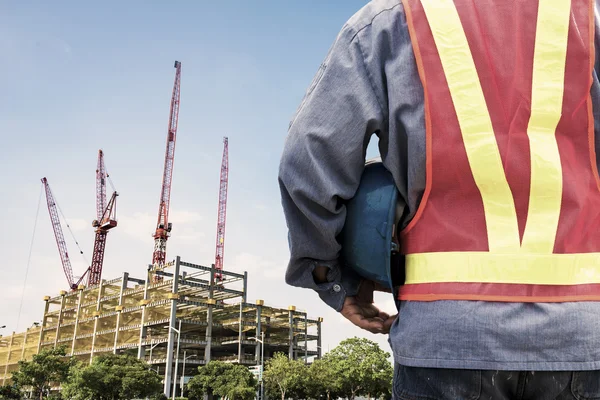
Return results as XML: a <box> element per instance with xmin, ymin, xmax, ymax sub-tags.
<box><xmin>217</xmin><ymin>364</ymin><xmax>256</xmax><ymax>400</ymax></box>
<box><xmin>328</xmin><ymin>337</ymin><xmax>393</xmax><ymax>400</ymax></box>
<box><xmin>187</xmin><ymin>361</ymin><xmax>256</xmax><ymax>400</ymax></box>
<box><xmin>362</xmin><ymin>350</ymin><xmax>393</xmax><ymax>400</ymax></box>
<box><xmin>306</xmin><ymin>356</ymin><xmax>341</xmax><ymax>400</ymax></box>
<box><xmin>0</xmin><ymin>384</ymin><xmax>20</xmax><ymax>400</ymax></box>
<box><xmin>10</xmin><ymin>346</ymin><xmax>74</xmax><ymax>400</ymax></box>
<box><xmin>263</xmin><ymin>353</ymin><xmax>306</xmax><ymax>400</ymax></box>
<box><xmin>62</xmin><ymin>353</ymin><xmax>161</xmax><ymax>400</ymax></box>
<box><xmin>187</xmin><ymin>361</ymin><xmax>229</xmax><ymax>399</ymax></box>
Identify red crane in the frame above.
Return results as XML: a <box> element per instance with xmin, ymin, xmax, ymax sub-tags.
<box><xmin>89</xmin><ymin>150</ymin><xmax>118</xmax><ymax>286</ymax></box>
<box><xmin>42</xmin><ymin>177</ymin><xmax>87</xmax><ymax>290</ymax></box>
<box><xmin>214</xmin><ymin>137</ymin><xmax>229</xmax><ymax>280</ymax></box>
<box><xmin>152</xmin><ymin>60</ymin><xmax>182</xmax><ymax>266</ymax></box>
<box><xmin>96</xmin><ymin>149</ymin><xmax>107</xmax><ymax>221</ymax></box>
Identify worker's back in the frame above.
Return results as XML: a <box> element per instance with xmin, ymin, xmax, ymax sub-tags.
<box><xmin>278</xmin><ymin>0</ymin><xmax>600</xmax><ymax>398</ymax></box>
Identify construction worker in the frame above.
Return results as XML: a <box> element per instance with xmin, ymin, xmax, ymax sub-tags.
<box><xmin>278</xmin><ymin>0</ymin><xmax>600</xmax><ymax>398</ymax></box>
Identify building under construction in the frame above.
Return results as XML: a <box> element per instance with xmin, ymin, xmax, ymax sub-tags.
<box><xmin>1</xmin><ymin>61</ymin><xmax>324</xmax><ymax>397</ymax></box>
<box><xmin>0</xmin><ymin>257</ymin><xmax>323</xmax><ymax>397</ymax></box>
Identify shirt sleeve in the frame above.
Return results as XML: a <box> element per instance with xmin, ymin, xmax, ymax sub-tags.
<box><xmin>278</xmin><ymin>24</ymin><xmax>387</xmax><ymax>312</ymax></box>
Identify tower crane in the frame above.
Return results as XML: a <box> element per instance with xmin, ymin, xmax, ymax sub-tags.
<box><xmin>88</xmin><ymin>149</ymin><xmax>118</xmax><ymax>286</ymax></box>
<box><xmin>214</xmin><ymin>137</ymin><xmax>229</xmax><ymax>280</ymax></box>
<box><xmin>41</xmin><ymin>177</ymin><xmax>88</xmax><ymax>290</ymax></box>
<box><xmin>152</xmin><ymin>61</ymin><xmax>182</xmax><ymax>267</ymax></box>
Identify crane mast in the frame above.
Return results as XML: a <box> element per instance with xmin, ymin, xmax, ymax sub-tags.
<box><xmin>214</xmin><ymin>137</ymin><xmax>229</xmax><ymax>280</ymax></box>
<box><xmin>96</xmin><ymin>150</ymin><xmax>107</xmax><ymax>221</ymax></box>
<box><xmin>152</xmin><ymin>60</ymin><xmax>182</xmax><ymax>266</ymax></box>
<box><xmin>42</xmin><ymin>177</ymin><xmax>78</xmax><ymax>290</ymax></box>
<box><xmin>89</xmin><ymin>150</ymin><xmax>118</xmax><ymax>286</ymax></box>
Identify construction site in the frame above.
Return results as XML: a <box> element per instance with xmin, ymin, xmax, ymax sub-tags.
<box><xmin>0</xmin><ymin>61</ymin><xmax>322</xmax><ymax>398</ymax></box>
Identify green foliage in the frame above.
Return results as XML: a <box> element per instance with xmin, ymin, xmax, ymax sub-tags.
<box><xmin>61</xmin><ymin>353</ymin><xmax>162</xmax><ymax>400</ymax></box>
<box><xmin>10</xmin><ymin>346</ymin><xmax>74</xmax><ymax>399</ymax></box>
<box><xmin>187</xmin><ymin>361</ymin><xmax>256</xmax><ymax>400</ymax></box>
<box><xmin>0</xmin><ymin>384</ymin><xmax>20</xmax><ymax>400</ymax></box>
<box><xmin>306</xmin><ymin>356</ymin><xmax>341</xmax><ymax>400</ymax></box>
<box><xmin>259</xmin><ymin>342</ymin><xmax>392</xmax><ymax>400</ymax></box>
<box><xmin>187</xmin><ymin>361</ymin><xmax>228</xmax><ymax>397</ymax></box>
<box><xmin>327</xmin><ymin>337</ymin><xmax>393</xmax><ymax>400</ymax></box>
<box><xmin>263</xmin><ymin>353</ymin><xmax>307</xmax><ymax>400</ymax></box>
<box><xmin>218</xmin><ymin>364</ymin><xmax>256</xmax><ymax>400</ymax></box>
<box><xmin>6</xmin><ymin>338</ymin><xmax>393</xmax><ymax>400</ymax></box>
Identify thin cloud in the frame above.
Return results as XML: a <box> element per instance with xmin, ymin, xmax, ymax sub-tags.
<box><xmin>254</xmin><ymin>204</ymin><xmax>267</xmax><ymax>211</ymax></box>
<box><xmin>227</xmin><ymin>252</ymin><xmax>286</xmax><ymax>280</ymax></box>
<box><xmin>117</xmin><ymin>210</ymin><xmax>204</xmax><ymax>243</ymax></box>
<box><xmin>64</xmin><ymin>217</ymin><xmax>88</xmax><ymax>233</ymax></box>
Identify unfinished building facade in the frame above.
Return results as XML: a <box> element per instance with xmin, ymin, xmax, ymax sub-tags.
<box><xmin>0</xmin><ymin>257</ymin><xmax>322</xmax><ymax>397</ymax></box>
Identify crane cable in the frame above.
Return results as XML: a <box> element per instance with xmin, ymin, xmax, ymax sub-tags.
<box><xmin>106</xmin><ymin>170</ymin><xmax>117</xmax><ymax>193</ymax></box>
<box><xmin>16</xmin><ymin>183</ymin><xmax>43</xmax><ymax>332</ymax></box>
<box><xmin>55</xmin><ymin>194</ymin><xmax>90</xmax><ymax>267</ymax></box>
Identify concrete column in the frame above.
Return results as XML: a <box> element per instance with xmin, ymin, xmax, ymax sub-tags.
<box><xmin>204</xmin><ymin>264</ymin><xmax>215</xmax><ymax>363</ymax></box>
<box><xmin>163</xmin><ymin>256</ymin><xmax>181</xmax><ymax>397</ymax></box>
<box><xmin>304</xmin><ymin>314</ymin><xmax>308</xmax><ymax>363</ymax></box>
<box><xmin>71</xmin><ymin>287</ymin><xmax>85</xmax><ymax>355</ymax></box>
<box><xmin>242</xmin><ymin>272</ymin><xmax>248</xmax><ymax>303</ymax></box>
<box><xmin>2</xmin><ymin>334</ymin><xmax>14</xmax><ymax>385</ymax></box>
<box><xmin>137</xmin><ymin>271</ymin><xmax>151</xmax><ymax>359</ymax></box>
<box><xmin>255</xmin><ymin>301</ymin><xmax>263</xmax><ymax>362</ymax></box>
<box><xmin>317</xmin><ymin>318</ymin><xmax>323</xmax><ymax>359</ymax></box>
<box><xmin>237</xmin><ymin>302</ymin><xmax>243</xmax><ymax>363</ymax></box>
<box><xmin>53</xmin><ymin>291</ymin><xmax>67</xmax><ymax>349</ymax></box>
<box><xmin>90</xmin><ymin>280</ymin><xmax>106</xmax><ymax>363</ymax></box>
<box><xmin>113</xmin><ymin>273</ymin><xmax>129</xmax><ymax>354</ymax></box>
<box><xmin>38</xmin><ymin>297</ymin><xmax>51</xmax><ymax>353</ymax></box>
<box><xmin>20</xmin><ymin>330</ymin><xmax>28</xmax><ymax>361</ymax></box>
<box><xmin>288</xmin><ymin>306</ymin><xmax>295</xmax><ymax>360</ymax></box>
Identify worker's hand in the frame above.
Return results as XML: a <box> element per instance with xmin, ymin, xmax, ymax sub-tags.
<box><xmin>340</xmin><ymin>279</ymin><xmax>397</xmax><ymax>335</ymax></box>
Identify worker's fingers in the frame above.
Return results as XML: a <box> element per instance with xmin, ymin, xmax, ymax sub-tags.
<box><xmin>341</xmin><ymin>299</ymin><xmax>396</xmax><ymax>334</ymax></box>
<box><xmin>352</xmin><ymin>299</ymin><xmax>391</xmax><ymax>321</ymax></box>
<box><xmin>345</xmin><ymin>312</ymin><xmax>387</xmax><ymax>334</ymax></box>
<box><xmin>342</xmin><ymin>298</ymin><xmax>379</xmax><ymax>319</ymax></box>
<box><xmin>377</xmin><ymin>309</ymin><xmax>391</xmax><ymax>320</ymax></box>
<box><xmin>382</xmin><ymin>314</ymin><xmax>398</xmax><ymax>332</ymax></box>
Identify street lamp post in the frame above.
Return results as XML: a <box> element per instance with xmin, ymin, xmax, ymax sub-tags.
<box><xmin>170</xmin><ymin>320</ymin><xmax>182</xmax><ymax>400</ymax></box>
<box><xmin>149</xmin><ymin>342</ymin><xmax>160</xmax><ymax>363</ymax></box>
<box><xmin>251</xmin><ymin>331</ymin><xmax>265</xmax><ymax>400</ymax></box>
<box><xmin>149</xmin><ymin>342</ymin><xmax>161</xmax><ymax>373</ymax></box>
<box><xmin>180</xmin><ymin>351</ymin><xmax>196</xmax><ymax>395</ymax></box>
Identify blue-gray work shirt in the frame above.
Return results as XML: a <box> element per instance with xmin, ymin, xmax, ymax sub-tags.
<box><xmin>278</xmin><ymin>0</ymin><xmax>600</xmax><ymax>370</ymax></box>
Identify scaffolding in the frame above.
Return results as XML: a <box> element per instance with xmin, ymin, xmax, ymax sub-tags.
<box><xmin>0</xmin><ymin>257</ymin><xmax>323</xmax><ymax>397</ymax></box>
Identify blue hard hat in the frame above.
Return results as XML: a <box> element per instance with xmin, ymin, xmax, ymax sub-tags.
<box><xmin>340</xmin><ymin>159</ymin><xmax>400</xmax><ymax>289</ymax></box>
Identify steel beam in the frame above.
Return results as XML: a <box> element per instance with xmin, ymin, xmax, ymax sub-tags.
<box><xmin>163</xmin><ymin>256</ymin><xmax>181</xmax><ymax>397</ymax></box>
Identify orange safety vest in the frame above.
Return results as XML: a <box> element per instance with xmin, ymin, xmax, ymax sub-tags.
<box><xmin>398</xmin><ymin>0</ymin><xmax>600</xmax><ymax>302</ymax></box>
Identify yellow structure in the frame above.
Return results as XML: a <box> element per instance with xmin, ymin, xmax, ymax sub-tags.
<box><xmin>0</xmin><ymin>257</ymin><xmax>322</xmax><ymax>397</ymax></box>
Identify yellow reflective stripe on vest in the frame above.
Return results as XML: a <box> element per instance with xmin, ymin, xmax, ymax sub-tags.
<box><xmin>420</xmin><ymin>0</ymin><xmax>520</xmax><ymax>253</ymax></box>
<box><xmin>421</xmin><ymin>0</ymin><xmax>570</xmax><ymax>255</ymax></box>
<box><xmin>405</xmin><ymin>252</ymin><xmax>600</xmax><ymax>284</ymax></box>
<box><xmin>521</xmin><ymin>0</ymin><xmax>570</xmax><ymax>253</ymax></box>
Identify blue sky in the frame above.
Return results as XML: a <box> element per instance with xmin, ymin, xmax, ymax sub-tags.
<box><xmin>0</xmin><ymin>1</ymin><xmax>392</xmax><ymax>354</ymax></box>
